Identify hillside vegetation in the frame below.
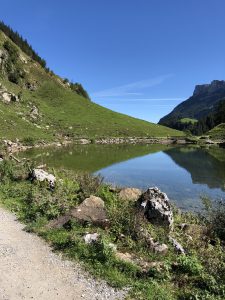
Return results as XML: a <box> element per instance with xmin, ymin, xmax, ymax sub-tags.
<box><xmin>0</xmin><ymin>29</ymin><xmax>183</xmax><ymax>143</ymax></box>
<box><xmin>208</xmin><ymin>123</ymin><xmax>225</xmax><ymax>140</ymax></box>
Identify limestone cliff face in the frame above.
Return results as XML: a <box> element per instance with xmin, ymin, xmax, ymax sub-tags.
<box><xmin>193</xmin><ymin>80</ymin><xmax>225</xmax><ymax>96</ymax></box>
<box><xmin>159</xmin><ymin>80</ymin><xmax>225</xmax><ymax>127</ymax></box>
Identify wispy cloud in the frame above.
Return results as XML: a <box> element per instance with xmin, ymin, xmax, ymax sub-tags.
<box><xmin>91</xmin><ymin>74</ymin><xmax>173</xmax><ymax>98</ymax></box>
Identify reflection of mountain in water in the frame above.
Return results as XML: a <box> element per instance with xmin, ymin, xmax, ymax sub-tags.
<box><xmin>20</xmin><ymin>144</ymin><xmax>171</xmax><ymax>173</ymax></box>
<box><xmin>164</xmin><ymin>147</ymin><xmax>225</xmax><ymax>191</ymax></box>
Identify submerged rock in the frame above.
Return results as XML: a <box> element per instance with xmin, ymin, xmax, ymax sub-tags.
<box><xmin>137</xmin><ymin>187</ymin><xmax>173</xmax><ymax>229</ymax></box>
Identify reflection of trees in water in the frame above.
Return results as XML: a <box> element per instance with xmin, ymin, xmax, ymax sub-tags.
<box><xmin>164</xmin><ymin>147</ymin><xmax>225</xmax><ymax>191</ymax></box>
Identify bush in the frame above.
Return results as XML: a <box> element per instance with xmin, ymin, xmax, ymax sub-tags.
<box><xmin>3</xmin><ymin>40</ymin><xmax>19</xmax><ymax>63</ymax></box>
<box><xmin>8</xmin><ymin>71</ymin><xmax>20</xmax><ymax>84</ymax></box>
<box><xmin>22</xmin><ymin>136</ymin><xmax>35</xmax><ymax>146</ymax></box>
<box><xmin>75</xmin><ymin>172</ymin><xmax>103</xmax><ymax>199</ymax></box>
<box><xmin>0</xmin><ymin>160</ymin><xmax>30</xmax><ymax>182</ymax></box>
<box><xmin>177</xmin><ymin>255</ymin><xmax>203</xmax><ymax>276</ymax></box>
<box><xmin>201</xmin><ymin>197</ymin><xmax>225</xmax><ymax>240</ymax></box>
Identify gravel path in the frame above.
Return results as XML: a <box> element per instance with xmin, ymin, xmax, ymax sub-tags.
<box><xmin>0</xmin><ymin>207</ymin><xmax>126</xmax><ymax>300</ymax></box>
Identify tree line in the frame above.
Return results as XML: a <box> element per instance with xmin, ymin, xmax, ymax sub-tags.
<box><xmin>0</xmin><ymin>20</ymin><xmax>46</xmax><ymax>68</ymax></box>
<box><xmin>172</xmin><ymin>100</ymin><xmax>225</xmax><ymax>135</ymax></box>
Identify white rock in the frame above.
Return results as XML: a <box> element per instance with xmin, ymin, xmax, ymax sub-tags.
<box><xmin>83</xmin><ymin>233</ymin><xmax>99</xmax><ymax>244</ymax></box>
<box><xmin>169</xmin><ymin>236</ymin><xmax>185</xmax><ymax>254</ymax></box>
<box><xmin>32</xmin><ymin>169</ymin><xmax>55</xmax><ymax>187</ymax></box>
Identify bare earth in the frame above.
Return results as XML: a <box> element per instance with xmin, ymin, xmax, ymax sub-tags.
<box><xmin>0</xmin><ymin>207</ymin><xmax>126</xmax><ymax>300</ymax></box>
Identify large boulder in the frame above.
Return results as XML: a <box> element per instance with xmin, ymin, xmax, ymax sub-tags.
<box><xmin>0</xmin><ymin>84</ymin><xmax>19</xmax><ymax>103</ymax></box>
<box><xmin>70</xmin><ymin>195</ymin><xmax>109</xmax><ymax>227</ymax></box>
<box><xmin>1</xmin><ymin>91</ymin><xmax>19</xmax><ymax>103</ymax></box>
<box><xmin>48</xmin><ymin>195</ymin><xmax>109</xmax><ymax>229</ymax></box>
<box><xmin>137</xmin><ymin>187</ymin><xmax>173</xmax><ymax>229</ymax></box>
<box><xmin>119</xmin><ymin>187</ymin><xmax>142</xmax><ymax>201</ymax></box>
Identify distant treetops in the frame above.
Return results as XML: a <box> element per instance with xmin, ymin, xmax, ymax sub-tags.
<box><xmin>0</xmin><ymin>20</ymin><xmax>46</xmax><ymax>68</ymax></box>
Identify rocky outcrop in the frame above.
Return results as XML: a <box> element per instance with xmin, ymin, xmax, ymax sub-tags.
<box><xmin>25</xmin><ymin>82</ymin><xmax>37</xmax><ymax>91</ymax></box>
<box><xmin>119</xmin><ymin>188</ymin><xmax>142</xmax><ymax>201</ymax></box>
<box><xmin>30</xmin><ymin>105</ymin><xmax>39</xmax><ymax>120</ymax></box>
<box><xmin>0</xmin><ymin>84</ymin><xmax>19</xmax><ymax>103</ymax></box>
<box><xmin>193</xmin><ymin>80</ymin><xmax>225</xmax><ymax>96</ymax></box>
<box><xmin>31</xmin><ymin>168</ymin><xmax>56</xmax><ymax>188</ymax></box>
<box><xmin>137</xmin><ymin>187</ymin><xmax>173</xmax><ymax>229</ymax></box>
<box><xmin>48</xmin><ymin>195</ymin><xmax>109</xmax><ymax>229</ymax></box>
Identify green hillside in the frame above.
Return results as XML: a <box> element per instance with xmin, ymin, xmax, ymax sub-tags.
<box><xmin>208</xmin><ymin>123</ymin><xmax>225</xmax><ymax>140</ymax></box>
<box><xmin>0</xmin><ymin>30</ymin><xmax>183</xmax><ymax>143</ymax></box>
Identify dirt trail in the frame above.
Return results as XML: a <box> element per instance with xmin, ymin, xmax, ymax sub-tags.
<box><xmin>0</xmin><ymin>207</ymin><xmax>125</xmax><ymax>300</ymax></box>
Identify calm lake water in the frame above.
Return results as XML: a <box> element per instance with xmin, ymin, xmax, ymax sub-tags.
<box><xmin>19</xmin><ymin>144</ymin><xmax>225</xmax><ymax>211</ymax></box>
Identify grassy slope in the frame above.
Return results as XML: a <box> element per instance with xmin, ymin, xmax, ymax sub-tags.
<box><xmin>180</xmin><ymin>118</ymin><xmax>198</xmax><ymax>124</ymax></box>
<box><xmin>208</xmin><ymin>123</ymin><xmax>225</xmax><ymax>140</ymax></box>
<box><xmin>0</xmin><ymin>31</ymin><xmax>183</xmax><ymax>142</ymax></box>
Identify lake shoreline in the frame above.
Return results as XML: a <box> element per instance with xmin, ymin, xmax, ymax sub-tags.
<box><xmin>1</xmin><ymin>136</ymin><xmax>195</xmax><ymax>154</ymax></box>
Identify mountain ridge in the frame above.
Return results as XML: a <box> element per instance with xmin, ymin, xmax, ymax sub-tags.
<box><xmin>159</xmin><ymin>80</ymin><xmax>225</xmax><ymax>132</ymax></box>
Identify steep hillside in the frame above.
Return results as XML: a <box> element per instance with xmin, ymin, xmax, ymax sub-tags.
<box><xmin>0</xmin><ymin>30</ymin><xmax>183</xmax><ymax>143</ymax></box>
<box><xmin>159</xmin><ymin>80</ymin><xmax>225</xmax><ymax>130</ymax></box>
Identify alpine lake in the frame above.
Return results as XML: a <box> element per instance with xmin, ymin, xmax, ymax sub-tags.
<box><xmin>19</xmin><ymin>143</ymin><xmax>225</xmax><ymax>211</ymax></box>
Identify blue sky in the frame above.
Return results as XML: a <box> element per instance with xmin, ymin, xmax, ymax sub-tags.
<box><xmin>1</xmin><ymin>0</ymin><xmax>225</xmax><ymax>122</ymax></box>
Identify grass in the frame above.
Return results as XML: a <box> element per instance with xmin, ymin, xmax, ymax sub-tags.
<box><xmin>208</xmin><ymin>123</ymin><xmax>225</xmax><ymax>140</ymax></box>
<box><xmin>179</xmin><ymin>118</ymin><xmax>198</xmax><ymax>125</ymax></box>
<box><xmin>0</xmin><ymin>159</ymin><xmax>224</xmax><ymax>299</ymax></box>
<box><xmin>0</xmin><ymin>30</ymin><xmax>184</xmax><ymax>143</ymax></box>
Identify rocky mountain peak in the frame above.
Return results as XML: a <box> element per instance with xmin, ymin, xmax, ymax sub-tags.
<box><xmin>193</xmin><ymin>80</ymin><xmax>225</xmax><ymax>96</ymax></box>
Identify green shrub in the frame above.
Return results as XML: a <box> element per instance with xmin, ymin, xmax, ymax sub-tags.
<box><xmin>75</xmin><ymin>172</ymin><xmax>103</xmax><ymax>199</ymax></box>
<box><xmin>3</xmin><ymin>40</ymin><xmax>19</xmax><ymax>63</ymax></box>
<box><xmin>22</xmin><ymin>136</ymin><xmax>35</xmax><ymax>146</ymax></box>
<box><xmin>0</xmin><ymin>160</ymin><xmax>30</xmax><ymax>182</ymax></box>
<box><xmin>8</xmin><ymin>71</ymin><xmax>20</xmax><ymax>84</ymax></box>
<box><xmin>201</xmin><ymin>196</ymin><xmax>225</xmax><ymax>240</ymax></box>
<box><xmin>177</xmin><ymin>255</ymin><xmax>203</xmax><ymax>276</ymax></box>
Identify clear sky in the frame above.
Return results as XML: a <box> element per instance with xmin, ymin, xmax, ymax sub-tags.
<box><xmin>1</xmin><ymin>0</ymin><xmax>225</xmax><ymax>123</ymax></box>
